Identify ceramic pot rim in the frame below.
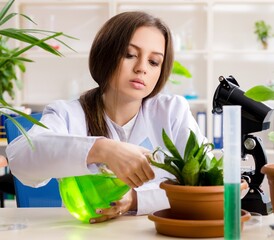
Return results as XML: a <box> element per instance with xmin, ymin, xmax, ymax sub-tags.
<box><xmin>160</xmin><ymin>179</ymin><xmax>248</xmax><ymax>193</ymax></box>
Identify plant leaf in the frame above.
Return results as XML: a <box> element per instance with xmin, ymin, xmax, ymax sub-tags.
<box><xmin>0</xmin><ymin>100</ymin><xmax>47</xmax><ymax>129</ymax></box>
<box><xmin>245</xmin><ymin>85</ymin><xmax>274</xmax><ymax>102</ymax></box>
<box><xmin>0</xmin><ymin>13</ymin><xmax>17</xmax><ymax>26</ymax></box>
<box><xmin>148</xmin><ymin>154</ymin><xmax>184</xmax><ymax>184</ymax></box>
<box><xmin>162</xmin><ymin>129</ymin><xmax>183</xmax><ymax>161</ymax></box>
<box><xmin>165</xmin><ymin>156</ymin><xmax>184</xmax><ymax>171</ymax></box>
<box><xmin>172</xmin><ymin>60</ymin><xmax>192</xmax><ymax>78</ymax></box>
<box><xmin>169</xmin><ymin>77</ymin><xmax>182</xmax><ymax>85</ymax></box>
<box><xmin>200</xmin><ymin>156</ymin><xmax>223</xmax><ymax>186</ymax></box>
<box><xmin>0</xmin><ymin>111</ymin><xmax>33</xmax><ymax>148</ymax></box>
<box><xmin>181</xmin><ymin>156</ymin><xmax>200</xmax><ymax>186</ymax></box>
<box><xmin>0</xmin><ymin>0</ymin><xmax>14</xmax><ymax>23</ymax></box>
<box><xmin>184</xmin><ymin>129</ymin><xmax>199</xmax><ymax>161</ymax></box>
<box><xmin>0</xmin><ymin>29</ymin><xmax>63</xmax><ymax>56</ymax></box>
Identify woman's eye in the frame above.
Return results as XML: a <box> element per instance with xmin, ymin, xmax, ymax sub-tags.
<box><xmin>149</xmin><ymin>60</ymin><xmax>160</xmax><ymax>67</ymax></box>
<box><xmin>126</xmin><ymin>53</ymin><xmax>136</xmax><ymax>59</ymax></box>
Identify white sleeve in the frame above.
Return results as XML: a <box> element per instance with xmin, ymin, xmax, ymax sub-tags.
<box><xmin>7</xmin><ymin>133</ymin><xmax>102</xmax><ymax>187</ymax></box>
<box><xmin>6</xmin><ymin>101</ymin><xmax>104</xmax><ymax>187</ymax></box>
<box><xmin>135</xmin><ymin>180</ymin><xmax>170</xmax><ymax>215</ymax></box>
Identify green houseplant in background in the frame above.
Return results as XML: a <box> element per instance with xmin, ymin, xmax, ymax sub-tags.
<box><xmin>0</xmin><ymin>0</ymin><xmax>75</xmax><ymax>144</ymax></box>
<box><xmin>0</xmin><ymin>36</ymin><xmax>25</xmax><ymax>101</ymax></box>
<box><xmin>170</xmin><ymin>60</ymin><xmax>192</xmax><ymax>84</ymax></box>
<box><xmin>170</xmin><ymin>60</ymin><xmax>199</xmax><ymax>99</ymax></box>
<box><xmin>245</xmin><ymin>84</ymin><xmax>274</xmax><ymax>141</ymax></box>
<box><xmin>254</xmin><ymin>20</ymin><xmax>273</xmax><ymax>50</ymax></box>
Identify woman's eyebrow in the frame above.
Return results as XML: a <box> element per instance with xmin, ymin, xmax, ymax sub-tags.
<box><xmin>129</xmin><ymin>43</ymin><xmax>164</xmax><ymax>57</ymax></box>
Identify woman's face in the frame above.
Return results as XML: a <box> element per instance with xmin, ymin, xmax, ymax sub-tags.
<box><xmin>107</xmin><ymin>26</ymin><xmax>165</xmax><ymax>103</ymax></box>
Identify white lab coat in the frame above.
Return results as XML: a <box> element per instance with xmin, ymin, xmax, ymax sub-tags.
<box><xmin>6</xmin><ymin>93</ymin><xmax>205</xmax><ymax>215</ymax></box>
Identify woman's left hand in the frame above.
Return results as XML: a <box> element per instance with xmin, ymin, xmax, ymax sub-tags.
<box><xmin>89</xmin><ymin>189</ymin><xmax>136</xmax><ymax>224</ymax></box>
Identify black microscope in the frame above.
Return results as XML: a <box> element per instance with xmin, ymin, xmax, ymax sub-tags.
<box><xmin>212</xmin><ymin>75</ymin><xmax>274</xmax><ymax>215</ymax></box>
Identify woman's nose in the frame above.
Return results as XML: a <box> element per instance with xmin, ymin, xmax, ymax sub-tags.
<box><xmin>133</xmin><ymin>59</ymin><xmax>147</xmax><ymax>74</ymax></box>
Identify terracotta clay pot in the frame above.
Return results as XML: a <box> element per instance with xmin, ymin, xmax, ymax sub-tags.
<box><xmin>160</xmin><ymin>180</ymin><xmax>248</xmax><ymax>220</ymax></box>
<box><xmin>261</xmin><ymin>163</ymin><xmax>274</xmax><ymax>211</ymax></box>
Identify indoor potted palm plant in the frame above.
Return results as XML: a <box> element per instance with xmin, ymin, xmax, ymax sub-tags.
<box><xmin>147</xmin><ymin>129</ymin><xmax>249</xmax><ymax>238</ymax></box>
<box><xmin>0</xmin><ymin>0</ymin><xmax>74</xmax><ymax>144</ymax></box>
<box><xmin>149</xmin><ymin>128</ymin><xmax>249</xmax><ymax>219</ymax></box>
<box><xmin>149</xmin><ymin>129</ymin><xmax>226</xmax><ymax>220</ymax></box>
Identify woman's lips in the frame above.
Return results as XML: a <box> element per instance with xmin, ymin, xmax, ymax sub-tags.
<box><xmin>130</xmin><ymin>79</ymin><xmax>145</xmax><ymax>90</ymax></box>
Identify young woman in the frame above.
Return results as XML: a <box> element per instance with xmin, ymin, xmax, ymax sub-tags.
<box><xmin>6</xmin><ymin>11</ymin><xmax>205</xmax><ymax>223</ymax></box>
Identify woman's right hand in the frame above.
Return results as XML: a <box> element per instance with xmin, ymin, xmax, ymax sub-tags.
<box><xmin>87</xmin><ymin>138</ymin><xmax>155</xmax><ymax>188</ymax></box>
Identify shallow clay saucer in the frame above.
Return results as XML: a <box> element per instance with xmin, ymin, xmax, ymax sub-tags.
<box><xmin>148</xmin><ymin>208</ymin><xmax>251</xmax><ymax>238</ymax></box>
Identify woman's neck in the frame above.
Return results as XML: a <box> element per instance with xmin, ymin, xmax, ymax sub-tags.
<box><xmin>103</xmin><ymin>94</ymin><xmax>141</xmax><ymax>126</ymax></box>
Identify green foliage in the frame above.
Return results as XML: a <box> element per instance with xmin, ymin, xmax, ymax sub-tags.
<box><xmin>245</xmin><ymin>85</ymin><xmax>274</xmax><ymax>102</ymax></box>
<box><xmin>169</xmin><ymin>60</ymin><xmax>192</xmax><ymax>85</ymax></box>
<box><xmin>254</xmin><ymin>20</ymin><xmax>273</xmax><ymax>43</ymax></box>
<box><xmin>149</xmin><ymin>129</ymin><xmax>223</xmax><ymax>186</ymax></box>
<box><xmin>0</xmin><ymin>36</ymin><xmax>26</xmax><ymax>100</ymax></box>
<box><xmin>0</xmin><ymin>0</ymin><xmax>76</xmax><ymax>101</ymax></box>
<box><xmin>0</xmin><ymin>0</ymin><xmax>76</xmax><ymax>144</ymax></box>
<box><xmin>245</xmin><ymin>84</ymin><xmax>274</xmax><ymax>144</ymax></box>
<box><xmin>0</xmin><ymin>99</ymin><xmax>47</xmax><ymax>148</ymax></box>
<box><xmin>172</xmin><ymin>60</ymin><xmax>192</xmax><ymax>78</ymax></box>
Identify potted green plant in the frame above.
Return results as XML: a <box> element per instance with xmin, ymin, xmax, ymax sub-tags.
<box><xmin>0</xmin><ymin>0</ymin><xmax>74</xmax><ymax>143</ymax></box>
<box><xmin>148</xmin><ymin>129</ymin><xmax>248</xmax><ymax>220</ymax></box>
<box><xmin>254</xmin><ymin>20</ymin><xmax>273</xmax><ymax>50</ymax></box>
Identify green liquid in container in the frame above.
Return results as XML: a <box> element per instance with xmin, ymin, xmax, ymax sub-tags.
<box><xmin>59</xmin><ymin>174</ymin><xmax>130</xmax><ymax>223</ymax></box>
<box><xmin>224</xmin><ymin>183</ymin><xmax>241</xmax><ymax>240</ymax></box>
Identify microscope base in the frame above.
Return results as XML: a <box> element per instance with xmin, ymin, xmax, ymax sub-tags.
<box><xmin>241</xmin><ymin>187</ymin><xmax>273</xmax><ymax>215</ymax></box>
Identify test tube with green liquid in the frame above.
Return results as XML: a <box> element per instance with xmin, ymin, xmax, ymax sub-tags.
<box><xmin>223</xmin><ymin>106</ymin><xmax>241</xmax><ymax>240</ymax></box>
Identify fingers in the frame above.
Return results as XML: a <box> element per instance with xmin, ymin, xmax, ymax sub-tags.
<box><xmin>142</xmin><ymin>154</ymin><xmax>155</xmax><ymax>180</ymax></box>
<box><xmin>126</xmin><ymin>174</ymin><xmax>143</xmax><ymax>188</ymax></box>
<box><xmin>89</xmin><ymin>203</ymin><xmax>124</xmax><ymax>224</ymax></box>
<box><xmin>123</xmin><ymin>155</ymin><xmax>155</xmax><ymax>188</ymax></box>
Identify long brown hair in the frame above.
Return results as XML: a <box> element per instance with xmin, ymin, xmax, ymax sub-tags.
<box><xmin>80</xmin><ymin>11</ymin><xmax>174</xmax><ymax>137</ymax></box>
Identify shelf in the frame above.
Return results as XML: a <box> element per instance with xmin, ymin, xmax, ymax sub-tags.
<box><xmin>5</xmin><ymin>0</ymin><xmax>274</xmax><ymax>154</ymax></box>
<box><xmin>212</xmin><ymin>49</ymin><xmax>274</xmax><ymax>54</ymax></box>
<box><xmin>117</xmin><ymin>0</ymin><xmax>208</xmax><ymax>4</ymax></box>
<box><xmin>18</xmin><ymin>0</ymin><xmax>110</xmax><ymax>4</ymax></box>
<box><xmin>187</xmin><ymin>99</ymin><xmax>208</xmax><ymax>105</ymax></box>
<box><xmin>213</xmin><ymin>0</ymin><xmax>274</xmax><ymax>3</ymax></box>
<box><xmin>175</xmin><ymin>50</ymin><xmax>208</xmax><ymax>56</ymax></box>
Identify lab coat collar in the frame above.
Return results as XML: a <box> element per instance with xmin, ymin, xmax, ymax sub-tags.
<box><xmin>105</xmin><ymin>106</ymin><xmax>152</xmax><ymax>150</ymax></box>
